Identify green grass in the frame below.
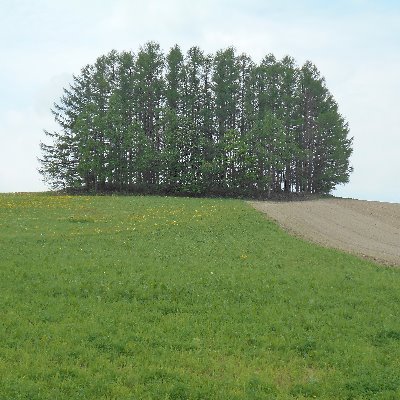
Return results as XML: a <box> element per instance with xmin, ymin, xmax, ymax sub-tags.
<box><xmin>1</xmin><ymin>193</ymin><xmax>400</xmax><ymax>399</ymax></box>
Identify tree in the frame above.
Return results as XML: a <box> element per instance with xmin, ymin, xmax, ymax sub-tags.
<box><xmin>132</xmin><ymin>42</ymin><xmax>164</xmax><ymax>186</ymax></box>
<box><xmin>40</xmin><ymin>64</ymin><xmax>95</xmax><ymax>190</ymax></box>
<box><xmin>237</xmin><ymin>53</ymin><xmax>255</xmax><ymax>136</ymax></box>
<box><xmin>213</xmin><ymin>47</ymin><xmax>240</xmax><ymax>140</ymax></box>
<box><xmin>165</xmin><ymin>44</ymin><xmax>185</xmax><ymax>118</ymax></box>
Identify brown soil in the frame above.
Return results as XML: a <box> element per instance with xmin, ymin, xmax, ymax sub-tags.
<box><xmin>249</xmin><ymin>198</ymin><xmax>400</xmax><ymax>266</ymax></box>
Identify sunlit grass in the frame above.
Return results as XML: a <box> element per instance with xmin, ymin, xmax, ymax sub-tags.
<box><xmin>1</xmin><ymin>193</ymin><xmax>400</xmax><ymax>399</ymax></box>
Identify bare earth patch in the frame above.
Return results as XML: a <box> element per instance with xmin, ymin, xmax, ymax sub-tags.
<box><xmin>249</xmin><ymin>198</ymin><xmax>400</xmax><ymax>266</ymax></box>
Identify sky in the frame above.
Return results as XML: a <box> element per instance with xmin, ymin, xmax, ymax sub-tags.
<box><xmin>0</xmin><ymin>0</ymin><xmax>399</xmax><ymax>202</ymax></box>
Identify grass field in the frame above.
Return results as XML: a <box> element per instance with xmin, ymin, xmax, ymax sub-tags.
<box><xmin>1</xmin><ymin>193</ymin><xmax>400</xmax><ymax>399</ymax></box>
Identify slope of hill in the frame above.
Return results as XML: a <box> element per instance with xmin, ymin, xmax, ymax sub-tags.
<box><xmin>250</xmin><ymin>198</ymin><xmax>400</xmax><ymax>266</ymax></box>
<box><xmin>1</xmin><ymin>193</ymin><xmax>400</xmax><ymax>399</ymax></box>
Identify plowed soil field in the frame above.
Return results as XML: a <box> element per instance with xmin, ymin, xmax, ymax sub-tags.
<box><xmin>250</xmin><ymin>198</ymin><xmax>400</xmax><ymax>266</ymax></box>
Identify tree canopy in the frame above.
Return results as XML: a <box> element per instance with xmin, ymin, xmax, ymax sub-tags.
<box><xmin>39</xmin><ymin>42</ymin><xmax>353</xmax><ymax>197</ymax></box>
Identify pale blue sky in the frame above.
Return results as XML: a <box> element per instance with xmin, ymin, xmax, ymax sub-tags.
<box><xmin>1</xmin><ymin>0</ymin><xmax>399</xmax><ymax>202</ymax></box>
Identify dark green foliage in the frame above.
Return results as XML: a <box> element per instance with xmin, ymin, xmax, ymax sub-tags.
<box><xmin>39</xmin><ymin>43</ymin><xmax>353</xmax><ymax>197</ymax></box>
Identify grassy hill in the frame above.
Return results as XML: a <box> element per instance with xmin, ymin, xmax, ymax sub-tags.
<box><xmin>1</xmin><ymin>193</ymin><xmax>400</xmax><ymax>399</ymax></box>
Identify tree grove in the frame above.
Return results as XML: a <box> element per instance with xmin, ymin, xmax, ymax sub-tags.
<box><xmin>39</xmin><ymin>42</ymin><xmax>353</xmax><ymax>197</ymax></box>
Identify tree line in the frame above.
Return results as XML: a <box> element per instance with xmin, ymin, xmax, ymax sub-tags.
<box><xmin>39</xmin><ymin>42</ymin><xmax>353</xmax><ymax>197</ymax></box>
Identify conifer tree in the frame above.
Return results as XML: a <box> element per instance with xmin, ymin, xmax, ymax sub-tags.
<box><xmin>132</xmin><ymin>42</ymin><xmax>164</xmax><ymax>186</ymax></box>
<box><xmin>213</xmin><ymin>47</ymin><xmax>240</xmax><ymax>140</ymax></box>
